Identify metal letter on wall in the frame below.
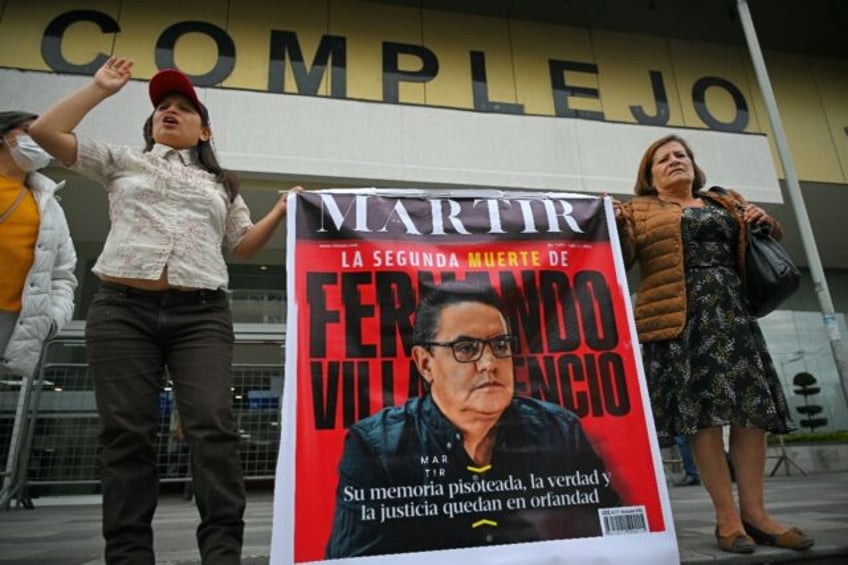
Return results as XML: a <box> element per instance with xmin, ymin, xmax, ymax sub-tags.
<box><xmin>382</xmin><ymin>41</ymin><xmax>438</xmax><ymax>103</ymax></box>
<box><xmin>630</xmin><ymin>70</ymin><xmax>670</xmax><ymax>125</ymax></box>
<box><xmin>268</xmin><ymin>31</ymin><xmax>347</xmax><ymax>97</ymax></box>
<box><xmin>41</xmin><ymin>10</ymin><xmax>119</xmax><ymax>75</ymax></box>
<box><xmin>155</xmin><ymin>21</ymin><xmax>235</xmax><ymax>85</ymax></box>
<box><xmin>692</xmin><ymin>76</ymin><xmax>749</xmax><ymax>132</ymax></box>
<box><xmin>470</xmin><ymin>51</ymin><xmax>524</xmax><ymax>114</ymax></box>
<box><xmin>549</xmin><ymin>60</ymin><xmax>604</xmax><ymax>120</ymax></box>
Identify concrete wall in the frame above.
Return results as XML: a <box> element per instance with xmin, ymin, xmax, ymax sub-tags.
<box><xmin>1</xmin><ymin>68</ymin><xmax>782</xmax><ymax>201</ymax></box>
<box><xmin>767</xmin><ymin>442</ymin><xmax>848</xmax><ymax>475</ymax></box>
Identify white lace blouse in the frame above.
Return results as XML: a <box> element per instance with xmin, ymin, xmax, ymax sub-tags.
<box><xmin>71</xmin><ymin>139</ymin><xmax>253</xmax><ymax>290</ymax></box>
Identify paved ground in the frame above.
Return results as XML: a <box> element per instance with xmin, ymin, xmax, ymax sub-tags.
<box><xmin>1</xmin><ymin>472</ymin><xmax>846</xmax><ymax>564</ymax></box>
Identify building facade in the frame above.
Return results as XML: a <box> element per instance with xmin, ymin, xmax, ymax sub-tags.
<box><xmin>1</xmin><ymin>0</ymin><xmax>847</xmax><ymax>451</ymax></box>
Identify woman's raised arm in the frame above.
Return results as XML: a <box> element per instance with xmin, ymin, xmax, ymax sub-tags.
<box><xmin>30</xmin><ymin>57</ymin><xmax>134</xmax><ymax>165</ymax></box>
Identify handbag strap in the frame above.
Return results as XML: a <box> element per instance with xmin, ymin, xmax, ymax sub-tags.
<box><xmin>0</xmin><ymin>186</ymin><xmax>28</xmax><ymax>224</ymax></box>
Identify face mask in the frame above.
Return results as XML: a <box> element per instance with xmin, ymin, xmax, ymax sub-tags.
<box><xmin>8</xmin><ymin>134</ymin><xmax>51</xmax><ymax>171</ymax></box>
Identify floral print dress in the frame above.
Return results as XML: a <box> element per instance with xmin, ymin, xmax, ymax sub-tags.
<box><xmin>643</xmin><ymin>200</ymin><xmax>794</xmax><ymax>438</ymax></box>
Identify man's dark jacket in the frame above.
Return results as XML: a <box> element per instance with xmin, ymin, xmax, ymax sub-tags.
<box><xmin>325</xmin><ymin>394</ymin><xmax>621</xmax><ymax>558</ymax></box>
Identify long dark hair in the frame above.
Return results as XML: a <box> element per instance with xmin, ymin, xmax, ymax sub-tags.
<box><xmin>142</xmin><ymin>113</ymin><xmax>240</xmax><ymax>202</ymax></box>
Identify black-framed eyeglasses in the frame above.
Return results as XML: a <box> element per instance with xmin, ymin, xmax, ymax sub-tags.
<box><xmin>422</xmin><ymin>335</ymin><xmax>517</xmax><ymax>363</ymax></box>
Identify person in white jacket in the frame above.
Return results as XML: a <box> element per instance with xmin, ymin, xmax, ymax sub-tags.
<box><xmin>0</xmin><ymin>110</ymin><xmax>77</xmax><ymax>379</ymax></box>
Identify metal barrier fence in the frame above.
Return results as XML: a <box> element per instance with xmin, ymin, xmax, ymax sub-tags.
<box><xmin>1</xmin><ymin>322</ymin><xmax>285</xmax><ymax>509</ymax></box>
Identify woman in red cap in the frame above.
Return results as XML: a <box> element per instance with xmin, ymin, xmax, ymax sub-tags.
<box><xmin>31</xmin><ymin>57</ymin><xmax>296</xmax><ymax>565</ymax></box>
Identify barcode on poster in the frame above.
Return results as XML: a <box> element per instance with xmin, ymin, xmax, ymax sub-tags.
<box><xmin>599</xmin><ymin>506</ymin><xmax>648</xmax><ymax>535</ymax></box>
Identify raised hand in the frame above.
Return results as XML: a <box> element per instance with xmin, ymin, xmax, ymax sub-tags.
<box><xmin>94</xmin><ymin>57</ymin><xmax>134</xmax><ymax>95</ymax></box>
<box><xmin>29</xmin><ymin>56</ymin><xmax>135</xmax><ymax>165</ymax></box>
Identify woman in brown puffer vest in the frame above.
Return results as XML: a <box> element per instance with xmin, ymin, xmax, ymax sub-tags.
<box><xmin>612</xmin><ymin>134</ymin><xmax>812</xmax><ymax>554</ymax></box>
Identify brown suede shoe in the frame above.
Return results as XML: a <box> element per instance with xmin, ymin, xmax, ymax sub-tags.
<box><xmin>715</xmin><ymin>527</ymin><xmax>756</xmax><ymax>554</ymax></box>
<box><xmin>743</xmin><ymin>521</ymin><xmax>815</xmax><ymax>550</ymax></box>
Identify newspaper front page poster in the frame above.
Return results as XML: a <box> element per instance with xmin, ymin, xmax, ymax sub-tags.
<box><xmin>271</xmin><ymin>189</ymin><xmax>678</xmax><ymax>564</ymax></box>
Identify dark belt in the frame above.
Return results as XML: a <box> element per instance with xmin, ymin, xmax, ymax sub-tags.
<box><xmin>98</xmin><ymin>281</ymin><xmax>227</xmax><ymax>304</ymax></box>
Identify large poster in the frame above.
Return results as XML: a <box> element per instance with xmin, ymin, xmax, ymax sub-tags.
<box><xmin>271</xmin><ymin>189</ymin><xmax>678</xmax><ymax>564</ymax></box>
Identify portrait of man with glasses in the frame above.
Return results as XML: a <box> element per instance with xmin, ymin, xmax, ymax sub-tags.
<box><xmin>325</xmin><ymin>280</ymin><xmax>621</xmax><ymax>558</ymax></box>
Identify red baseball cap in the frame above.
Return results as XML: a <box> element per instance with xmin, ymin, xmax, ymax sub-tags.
<box><xmin>148</xmin><ymin>68</ymin><xmax>208</xmax><ymax>122</ymax></box>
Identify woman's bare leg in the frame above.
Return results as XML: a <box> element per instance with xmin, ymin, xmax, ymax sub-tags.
<box><xmin>731</xmin><ymin>426</ymin><xmax>787</xmax><ymax>533</ymax></box>
<box><xmin>691</xmin><ymin>427</ymin><xmax>742</xmax><ymax>536</ymax></box>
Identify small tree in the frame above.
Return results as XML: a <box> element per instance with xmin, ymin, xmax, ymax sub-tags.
<box><xmin>793</xmin><ymin>372</ymin><xmax>828</xmax><ymax>432</ymax></box>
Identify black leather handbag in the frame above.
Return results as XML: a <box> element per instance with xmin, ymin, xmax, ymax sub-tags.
<box><xmin>745</xmin><ymin>222</ymin><xmax>801</xmax><ymax>317</ymax></box>
<box><xmin>709</xmin><ymin>185</ymin><xmax>801</xmax><ymax>317</ymax></box>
